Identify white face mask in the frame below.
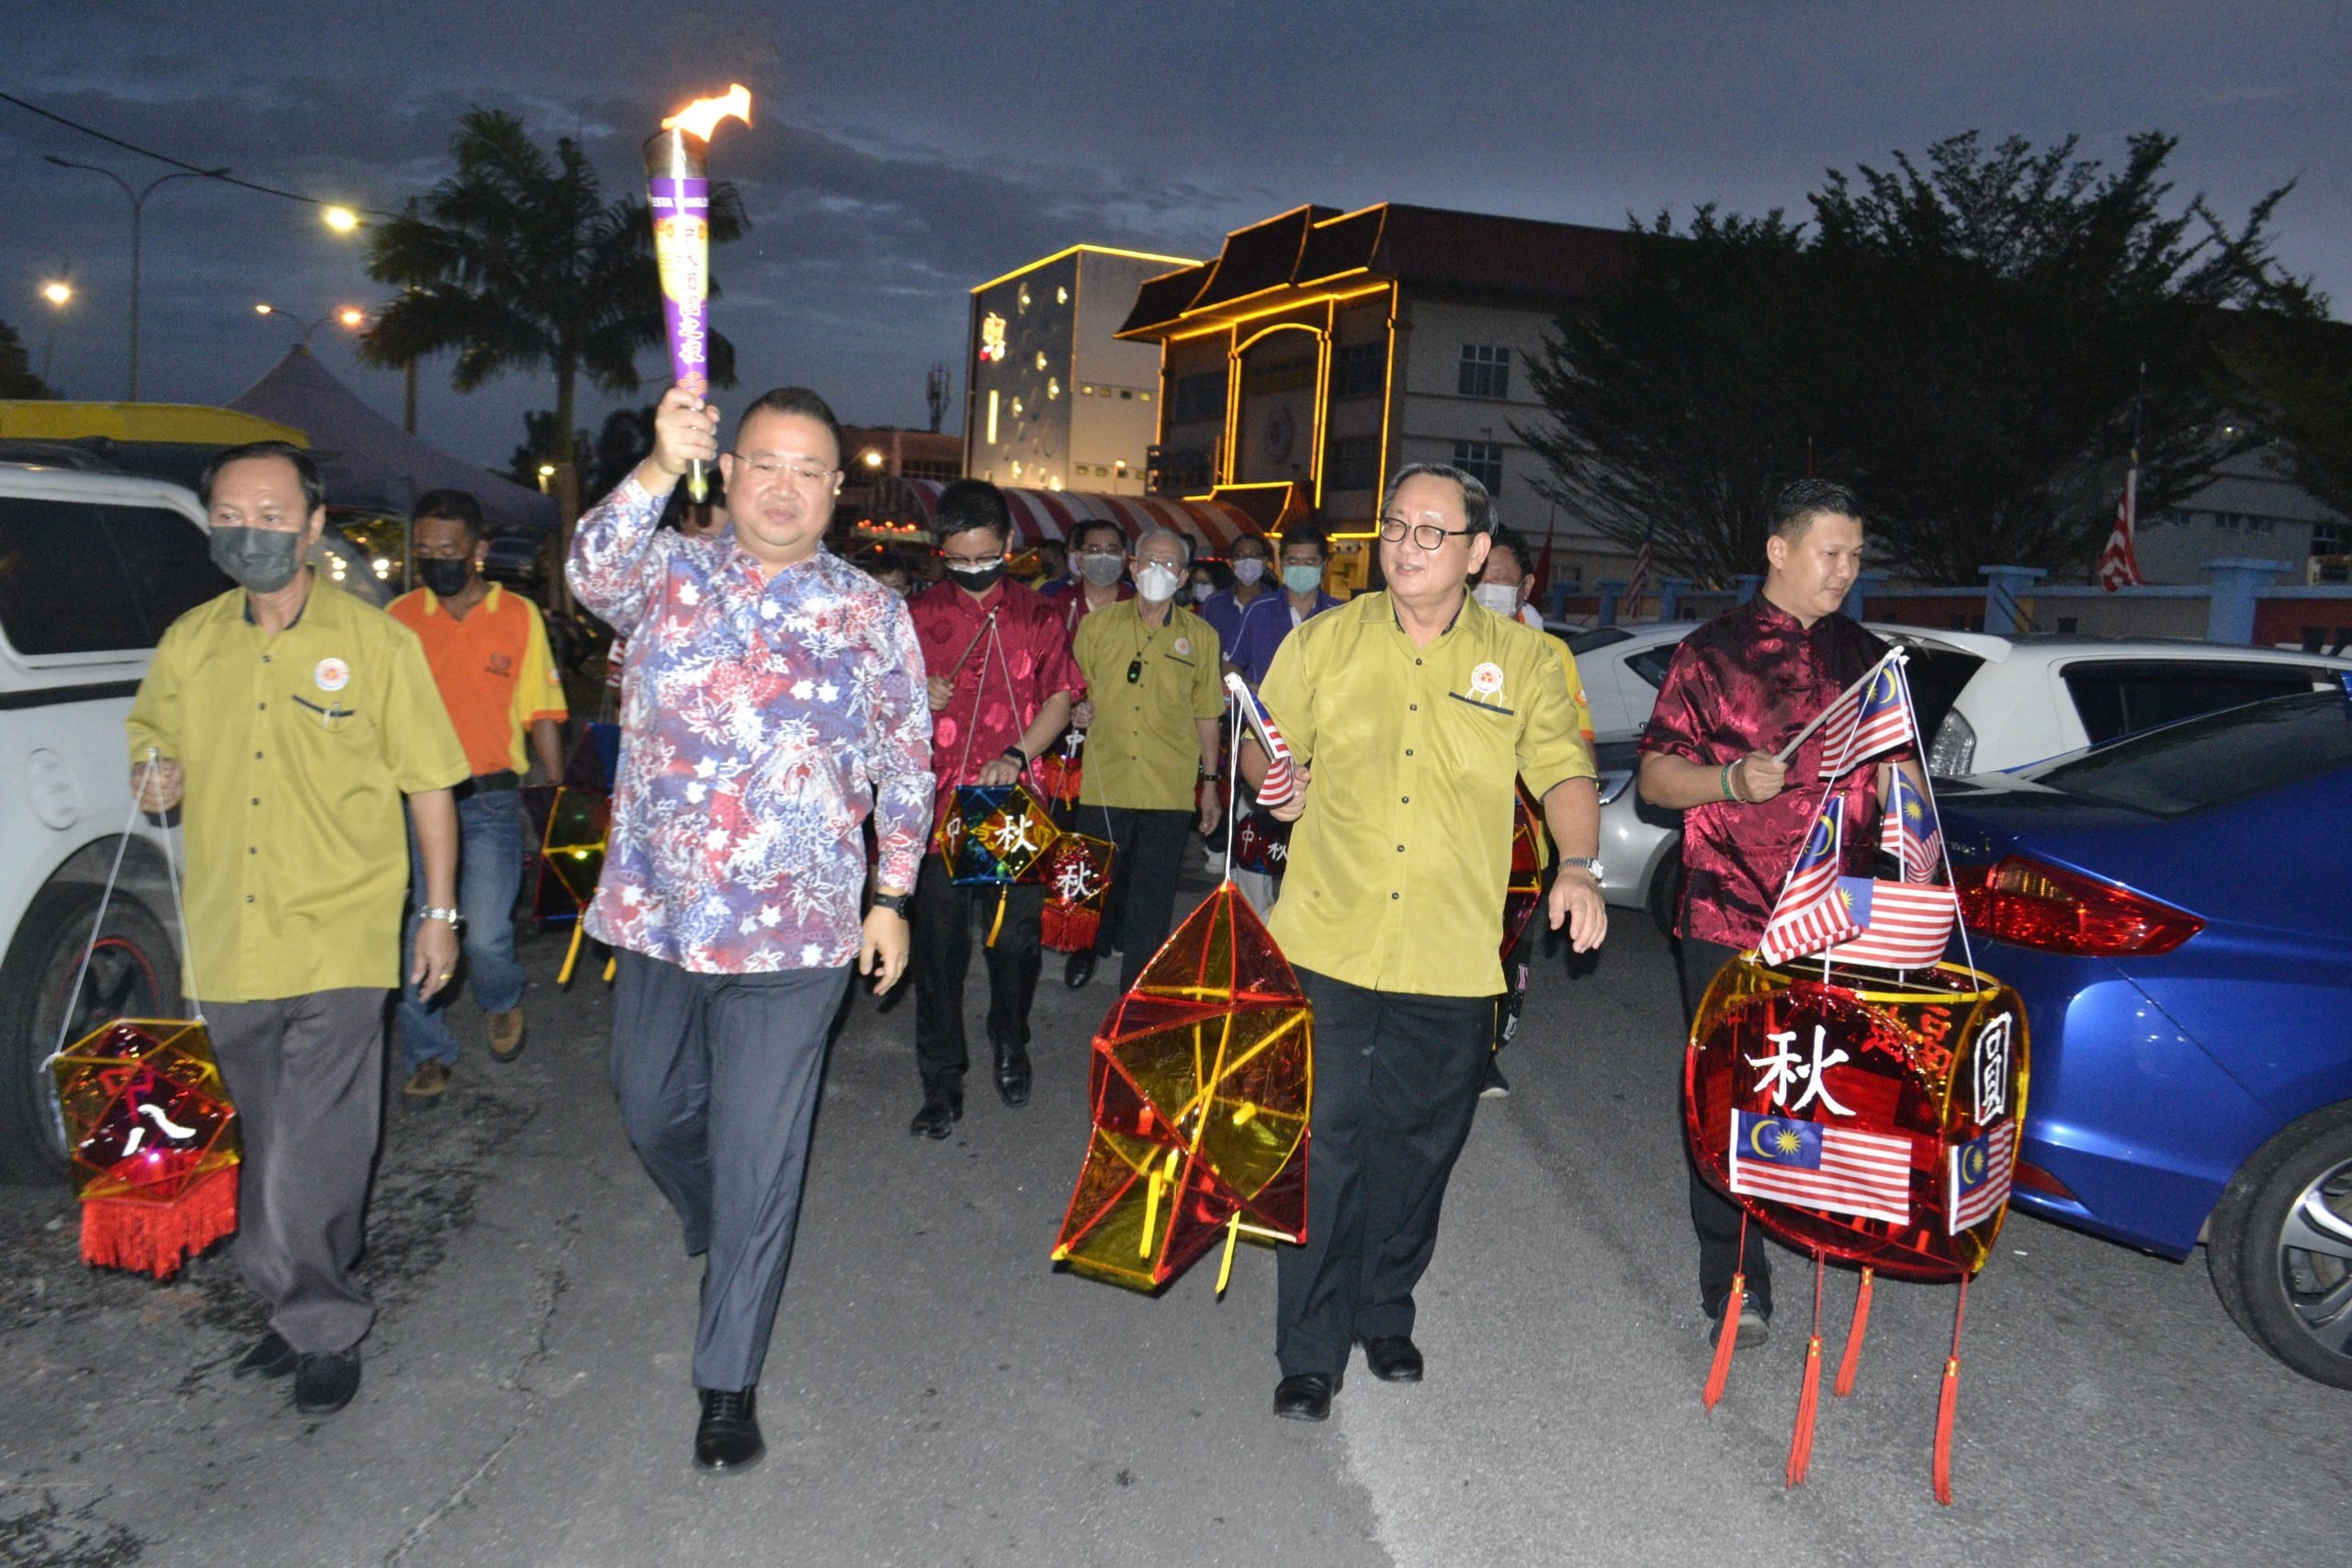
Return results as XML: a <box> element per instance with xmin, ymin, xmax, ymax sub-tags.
<box><xmin>1135</xmin><ymin>561</ymin><xmax>1183</xmax><ymax>604</ymax></box>
<box><xmin>1472</xmin><ymin>583</ymin><xmax>1521</xmax><ymax>617</ymax></box>
<box><xmin>1231</xmin><ymin>557</ymin><xmax>1267</xmax><ymax>586</ymax></box>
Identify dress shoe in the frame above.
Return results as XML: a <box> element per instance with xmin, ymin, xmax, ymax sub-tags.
<box><xmin>1707</xmin><ymin>1305</ymin><xmax>1771</xmax><ymax>1349</ymax></box>
<box><xmin>1361</xmin><ymin>1336</ymin><xmax>1425</xmax><ymax>1382</ymax></box>
<box><xmin>1272</xmin><ymin>1371</ymin><xmax>1341</xmax><ymax>1422</ymax></box>
<box><xmin>1063</xmin><ymin>951</ymin><xmax>1096</xmax><ymax>989</ymax></box>
<box><xmin>694</xmin><ymin>1386</ymin><xmax>764</xmax><ymax>1472</ymax></box>
<box><xmin>292</xmin><ymin>1348</ymin><xmax>362</xmax><ymax>1414</ymax></box>
<box><xmin>401</xmin><ymin>1059</ymin><xmax>452</xmax><ymax>1104</ymax></box>
<box><xmin>231</xmin><ymin>1330</ymin><xmax>298</xmax><ymax>1380</ymax></box>
<box><xmin>909</xmin><ymin>1087</ymin><xmax>962</xmax><ymax>1139</ymax></box>
<box><xmin>487</xmin><ymin>1008</ymin><xmax>526</xmax><ymax>1062</ymax></box>
<box><xmin>994</xmin><ymin>1043</ymin><xmax>1032</xmax><ymax>1108</ymax></box>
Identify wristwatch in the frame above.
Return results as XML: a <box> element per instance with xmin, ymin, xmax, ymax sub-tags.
<box><xmin>417</xmin><ymin>906</ymin><xmax>463</xmax><ymax>931</ymax></box>
<box><xmin>871</xmin><ymin>891</ymin><xmax>914</xmax><ymax>918</ymax></box>
<box><xmin>1558</xmin><ymin>857</ymin><xmax>1604</xmax><ymax>884</ymax></box>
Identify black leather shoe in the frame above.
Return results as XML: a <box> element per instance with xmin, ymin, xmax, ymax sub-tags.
<box><xmin>910</xmin><ymin>1077</ymin><xmax>964</xmax><ymax>1139</ymax></box>
<box><xmin>994</xmin><ymin>1044</ymin><xmax>1032</xmax><ymax>1108</ymax></box>
<box><xmin>1272</xmin><ymin>1371</ymin><xmax>1341</xmax><ymax>1421</ymax></box>
<box><xmin>695</xmin><ymin>1386</ymin><xmax>764</xmax><ymax>1472</ymax></box>
<box><xmin>291</xmin><ymin>1348</ymin><xmax>361</xmax><ymax>1414</ymax></box>
<box><xmin>232</xmin><ymin>1330</ymin><xmax>299</xmax><ymax>1380</ymax></box>
<box><xmin>1064</xmin><ymin>951</ymin><xmax>1096</xmax><ymax>989</ymax></box>
<box><xmin>1361</xmin><ymin>1336</ymin><xmax>1424</xmax><ymax>1382</ymax></box>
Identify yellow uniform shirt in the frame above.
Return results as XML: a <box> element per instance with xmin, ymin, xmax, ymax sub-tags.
<box><xmin>126</xmin><ymin>580</ymin><xmax>469</xmax><ymax>1003</ymax></box>
<box><xmin>1073</xmin><ymin>599</ymin><xmax>1225</xmax><ymax>811</ymax></box>
<box><xmin>1261</xmin><ymin>592</ymin><xmax>1597</xmax><ymax>997</ymax></box>
<box><xmin>388</xmin><ymin>583</ymin><xmax>569</xmax><ymax>775</ymax></box>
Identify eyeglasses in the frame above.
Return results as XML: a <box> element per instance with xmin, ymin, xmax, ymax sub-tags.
<box><xmin>1379</xmin><ymin>518</ymin><xmax>1478</xmax><ymax>551</ymax></box>
<box><xmin>730</xmin><ymin>453</ymin><xmax>838</xmax><ymax>487</ymax></box>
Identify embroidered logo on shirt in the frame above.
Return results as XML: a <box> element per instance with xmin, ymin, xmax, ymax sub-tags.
<box><xmin>1469</xmin><ymin>661</ymin><xmax>1504</xmax><ymax>699</ymax></box>
<box><xmin>489</xmin><ymin>652</ymin><xmax>514</xmax><ymax>677</ymax></box>
<box><xmin>1173</xmin><ymin>637</ymin><xmax>1193</xmax><ymax>658</ymax></box>
<box><xmin>313</xmin><ymin>657</ymin><xmax>350</xmax><ymax>693</ymax></box>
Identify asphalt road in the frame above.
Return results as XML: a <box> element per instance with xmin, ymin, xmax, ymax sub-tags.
<box><xmin>2</xmin><ymin>852</ymin><xmax>2345</xmax><ymax>1567</ymax></box>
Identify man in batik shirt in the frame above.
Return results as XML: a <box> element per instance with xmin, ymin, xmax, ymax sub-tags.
<box><xmin>1637</xmin><ymin>479</ymin><xmax>1919</xmax><ymax>1352</ymax></box>
<box><xmin>569</xmin><ymin>384</ymin><xmax>932</xmax><ymax>1475</ymax></box>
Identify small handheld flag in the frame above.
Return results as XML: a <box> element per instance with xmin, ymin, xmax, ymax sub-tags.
<box><xmin>1757</xmin><ymin>800</ymin><xmax>1860</xmax><ymax>964</ymax></box>
<box><xmin>1224</xmin><ymin>672</ymin><xmax>1297</xmax><ymax>809</ymax></box>
<box><xmin>1881</xmin><ymin>770</ymin><xmax>1942</xmax><ymax>884</ymax></box>
<box><xmin>1819</xmin><ymin>657</ymin><xmax>1914</xmax><ymax>781</ymax></box>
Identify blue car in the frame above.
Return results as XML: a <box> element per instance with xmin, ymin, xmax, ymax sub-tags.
<box><xmin>1936</xmin><ymin>690</ymin><xmax>2352</xmax><ymax>1386</ymax></box>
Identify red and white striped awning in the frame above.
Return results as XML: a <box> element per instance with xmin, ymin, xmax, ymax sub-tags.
<box><xmin>899</xmin><ymin>481</ymin><xmax>1258</xmax><ymax>553</ymax></box>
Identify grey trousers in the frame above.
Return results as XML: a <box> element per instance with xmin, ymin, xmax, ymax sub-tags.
<box><xmin>610</xmin><ymin>950</ymin><xmax>852</xmax><ymax>1393</ymax></box>
<box><xmin>205</xmin><ymin>988</ymin><xmax>388</xmax><ymax>1355</ymax></box>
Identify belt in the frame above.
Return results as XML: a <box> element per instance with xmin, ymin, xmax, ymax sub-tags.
<box><xmin>454</xmin><ymin>770</ymin><xmax>520</xmax><ymax>800</ymax></box>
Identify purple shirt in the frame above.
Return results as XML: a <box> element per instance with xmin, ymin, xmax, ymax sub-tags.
<box><xmin>1231</xmin><ymin>589</ymin><xmax>1343</xmax><ymax>686</ymax></box>
<box><xmin>1637</xmin><ymin>594</ymin><xmax>1905</xmax><ymax>949</ymax></box>
<box><xmin>567</xmin><ymin>475</ymin><xmax>933</xmax><ymax>974</ymax></box>
<box><xmin>1198</xmin><ymin>583</ymin><xmax>1275</xmax><ymax>655</ymax></box>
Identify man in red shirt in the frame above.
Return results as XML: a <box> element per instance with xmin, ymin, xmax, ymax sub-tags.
<box><xmin>388</xmin><ymin>490</ymin><xmax>569</xmax><ymax>1101</ymax></box>
<box><xmin>1636</xmin><ymin>479</ymin><xmax>1924</xmax><ymax>1348</ymax></box>
<box><xmin>906</xmin><ymin>480</ymin><xmax>1081</xmax><ymax>1138</ymax></box>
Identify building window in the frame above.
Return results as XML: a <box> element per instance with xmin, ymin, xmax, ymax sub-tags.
<box><xmin>1331</xmin><ymin>341</ymin><xmax>1384</xmax><ymax>400</ymax></box>
<box><xmin>1149</xmin><ymin>446</ymin><xmax>1213</xmax><ymax>495</ymax></box>
<box><xmin>1171</xmin><ymin>371</ymin><xmax>1227</xmax><ymax>425</ymax></box>
<box><xmin>1458</xmin><ymin>343</ymin><xmax>1511</xmax><ymax>400</ymax></box>
<box><xmin>1326</xmin><ymin>434</ymin><xmax>1378</xmax><ymax>492</ymax></box>
<box><xmin>1453</xmin><ymin>440</ymin><xmax>1504</xmax><ymax>494</ymax></box>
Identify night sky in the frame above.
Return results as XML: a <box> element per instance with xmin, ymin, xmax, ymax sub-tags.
<box><xmin>6</xmin><ymin>1</ymin><xmax>2347</xmax><ymax>471</ymax></box>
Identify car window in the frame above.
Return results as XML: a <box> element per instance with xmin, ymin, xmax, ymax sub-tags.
<box><xmin>0</xmin><ymin>494</ymin><xmax>149</xmax><ymax>654</ymax></box>
<box><xmin>2030</xmin><ymin>691</ymin><xmax>2352</xmax><ymax>816</ymax></box>
<box><xmin>1624</xmin><ymin>646</ymin><xmax>1677</xmax><ymax>690</ymax></box>
<box><xmin>105</xmin><ymin>504</ymin><xmax>232</xmax><ymax>641</ymax></box>
<box><xmin>1568</xmin><ymin>626</ymin><xmax>1633</xmax><ymax>656</ymax></box>
<box><xmin>2062</xmin><ymin>660</ymin><xmax>2324</xmax><ymax>744</ymax></box>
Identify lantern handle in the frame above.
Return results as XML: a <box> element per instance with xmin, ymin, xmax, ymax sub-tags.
<box><xmin>42</xmin><ymin>750</ymin><xmax>184</xmax><ymax>1069</ymax></box>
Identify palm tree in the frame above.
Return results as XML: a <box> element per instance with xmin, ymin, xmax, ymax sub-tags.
<box><xmin>359</xmin><ymin>109</ymin><xmax>745</xmax><ymax>573</ymax></box>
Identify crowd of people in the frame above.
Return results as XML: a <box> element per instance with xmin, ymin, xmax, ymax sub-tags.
<box><xmin>126</xmin><ymin>375</ymin><xmax>1900</xmax><ymax>1472</ymax></box>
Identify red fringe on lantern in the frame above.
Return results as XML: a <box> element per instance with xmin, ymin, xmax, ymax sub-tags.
<box><xmin>1834</xmin><ymin>1266</ymin><xmax>1874</xmax><ymax>1397</ymax></box>
<box><xmin>81</xmin><ymin>1164</ymin><xmax>238</xmax><ymax>1280</ymax></box>
<box><xmin>1702</xmin><ymin>1214</ymin><xmax>1751</xmax><ymax>1412</ymax></box>
<box><xmin>1933</xmin><ymin>1273</ymin><xmax>1971</xmax><ymax>1506</ymax></box>
<box><xmin>1785</xmin><ymin>1252</ymin><xmax>1827</xmax><ymax>1487</ymax></box>
<box><xmin>1042</xmin><ymin>902</ymin><xmax>1102</xmax><ymax>953</ymax></box>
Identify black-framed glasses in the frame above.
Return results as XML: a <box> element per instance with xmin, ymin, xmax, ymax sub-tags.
<box><xmin>1379</xmin><ymin>517</ymin><xmax>1478</xmax><ymax>550</ymax></box>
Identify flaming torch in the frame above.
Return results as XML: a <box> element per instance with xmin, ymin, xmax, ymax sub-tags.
<box><xmin>645</xmin><ymin>84</ymin><xmax>752</xmax><ymax>503</ymax></box>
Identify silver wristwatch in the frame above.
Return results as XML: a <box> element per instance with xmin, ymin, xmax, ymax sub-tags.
<box><xmin>1559</xmin><ymin>857</ymin><xmax>1604</xmax><ymax>885</ymax></box>
<box><xmin>417</xmin><ymin>906</ymin><xmax>463</xmax><ymax>931</ymax></box>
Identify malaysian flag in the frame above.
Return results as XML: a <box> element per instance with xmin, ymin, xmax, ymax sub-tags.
<box><xmin>1880</xmin><ymin>770</ymin><xmax>1942</xmax><ymax>883</ymax></box>
<box><xmin>2097</xmin><ymin>466</ymin><xmax>2145</xmax><ymax>592</ymax></box>
<box><xmin>1949</xmin><ymin>1120</ymin><xmax>2018</xmax><ymax>1233</ymax></box>
<box><xmin>1826</xmin><ymin>877</ymin><xmax>1960</xmax><ymax>969</ymax></box>
<box><xmin>1223</xmin><ymin>672</ymin><xmax>1297</xmax><ymax>809</ymax></box>
<box><xmin>1819</xmin><ymin>657</ymin><xmax>1915</xmax><ymax>780</ymax></box>
<box><xmin>1730</xmin><ymin>1110</ymin><xmax>1916</xmax><ymax>1226</ymax></box>
<box><xmin>1757</xmin><ymin>799</ymin><xmax>1860</xmax><ymax>964</ymax></box>
<box><xmin>1623</xmin><ymin>529</ymin><xmax>1654</xmax><ymax>617</ymax></box>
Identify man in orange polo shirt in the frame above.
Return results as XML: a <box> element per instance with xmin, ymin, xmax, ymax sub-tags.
<box><xmin>388</xmin><ymin>489</ymin><xmax>569</xmax><ymax>1100</ymax></box>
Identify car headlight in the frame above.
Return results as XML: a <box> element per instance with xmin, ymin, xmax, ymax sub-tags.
<box><xmin>1596</xmin><ymin>768</ymin><xmax>1634</xmax><ymax>806</ymax></box>
<box><xmin>1928</xmin><ymin>711</ymin><xmax>1975</xmax><ymax>776</ymax></box>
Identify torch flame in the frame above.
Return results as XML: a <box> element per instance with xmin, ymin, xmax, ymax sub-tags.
<box><xmin>662</xmin><ymin>85</ymin><xmax>753</xmax><ymax>141</ymax></box>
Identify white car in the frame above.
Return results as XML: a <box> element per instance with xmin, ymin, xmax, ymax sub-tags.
<box><xmin>1567</xmin><ymin>620</ymin><xmax>2352</xmax><ymax>929</ymax></box>
<box><xmin>0</xmin><ymin>463</ymin><xmax>225</xmax><ymax>1179</ymax></box>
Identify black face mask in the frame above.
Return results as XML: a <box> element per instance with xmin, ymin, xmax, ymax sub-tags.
<box><xmin>209</xmin><ymin>525</ymin><xmax>306</xmax><ymax>595</ymax></box>
<box><xmin>417</xmin><ymin>557</ymin><xmax>475</xmax><ymax>599</ymax></box>
<box><xmin>946</xmin><ymin>560</ymin><xmax>1006</xmax><ymax>592</ymax></box>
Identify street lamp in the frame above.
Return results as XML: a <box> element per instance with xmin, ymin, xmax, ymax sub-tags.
<box><xmin>321</xmin><ymin>206</ymin><xmax>359</xmax><ymax>233</ymax></box>
<box><xmin>43</xmin><ymin>156</ymin><xmax>229</xmax><ymax>400</ymax></box>
<box><xmin>38</xmin><ymin>281</ymin><xmax>72</xmax><ymax>385</ymax></box>
<box><xmin>254</xmin><ymin>301</ymin><xmax>368</xmax><ymax>349</ymax></box>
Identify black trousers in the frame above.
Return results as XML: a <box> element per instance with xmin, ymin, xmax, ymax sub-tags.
<box><xmin>1089</xmin><ymin>807</ymin><xmax>1194</xmax><ymax>990</ymax></box>
<box><xmin>1679</xmin><ymin>929</ymin><xmax>1774</xmax><ymax>1319</ymax></box>
<box><xmin>911</xmin><ymin>853</ymin><xmax>1044</xmax><ymax>1093</ymax></box>
<box><xmin>609</xmin><ymin>951</ymin><xmax>852</xmax><ymax>1392</ymax></box>
<box><xmin>1275</xmin><ymin>967</ymin><xmax>1495</xmax><ymax>1378</ymax></box>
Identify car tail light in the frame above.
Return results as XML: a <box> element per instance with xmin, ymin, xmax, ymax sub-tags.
<box><xmin>2011</xmin><ymin>1159</ymin><xmax>2076</xmax><ymax>1201</ymax></box>
<box><xmin>1951</xmin><ymin>855</ymin><xmax>2204</xmax><ymax>956</ymax></box>
<box><xmin>1928</xmin><ymin>710</ymin><xmax>1976</xmax><ymax>775</ymax></box>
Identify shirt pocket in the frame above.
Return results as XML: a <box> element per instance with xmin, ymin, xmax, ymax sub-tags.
<box><xmin>1435</xmin><ymin>690</ymin><xmax>1519</xmax><ymax>781</ymax></box>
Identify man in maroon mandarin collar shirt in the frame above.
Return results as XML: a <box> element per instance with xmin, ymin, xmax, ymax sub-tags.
<box><xmin>905</xmin><ymin>480</ymin><xmax>1081</xmax><ymax>1139</ymax></box>
<box><xmin>1636</xmin><ymin>479</ymin><xmax>1925</xmax><ymax>1349</ymax></box>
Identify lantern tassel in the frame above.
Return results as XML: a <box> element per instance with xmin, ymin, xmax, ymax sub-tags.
<box><xmin>1702</xmin><ymin>1217</ymin><xmax>1750</xmax><ymax>1412</ymax></box>
<box><xmin>1933</xmin><ymin>1273</ymin><xmax>1971</xmax><ymax>1506</ymax></box>
<box><xmin>1834</xmin><ymin>1266</ymin><xmax>1873</xmax><ymax>1397</ymax></box>
<box><xmin>1785</xmin><ymin>1251</ymin><xmax>1826</xmax><ymax>1487</ymax></box>
<box><xmin>987</xmin><ymin>889</ymin><xmax>1009</xmax><ymax>949</ymax></box>
<box><xmin>81</xmin><ymin>1165</ymin><xmax>238</xmax><ymax>1280</ymax></box>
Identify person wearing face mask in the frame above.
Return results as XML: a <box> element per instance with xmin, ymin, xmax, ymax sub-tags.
<box><xmin>1197</xmin><ymin>533</ymin><xmax>1272</xmax><ymax>663</ymax></box>
<box><xmin>1047</xmin><ymin>518</ymin><xmax>1135</xmax><ymax>631</ymax></box>
<box><xmin>1227</xmin><ymin>526</ymin><xmax>1341</xmax><ymax>689</ymax></box>
<box><xmin>1470</xmin><ymin>526</ymin><xmax>1597</xmax><ymax>1100</ymax></box>
<box><xmin>126</xmin><ymin>441</ymin><xmax>469</xmax><ymax>1417</ymax></box>
<box><xmin>386</xmin><ymin>490</ymin><xmax>571</xmax><ymax>1103</ymax></box>
<box><xmin>903</xmin><ymin>480</ymin><xmax>1080</xmax><ymax>1138</ymax></box>
<box><xmin>1067</xmin><ymin>525</ymin><xmax>1224</xmax><ymax>991</ymax></box>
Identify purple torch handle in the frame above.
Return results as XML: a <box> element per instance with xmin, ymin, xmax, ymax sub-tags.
<box><xmin>645</xmin><ymin>129</ymin><xmax>714</xmax><ymax>503</ymax></box>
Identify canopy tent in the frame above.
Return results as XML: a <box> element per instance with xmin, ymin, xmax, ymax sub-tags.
<box><xmin>228</xmin><ymin>347</ymin><xmax>560</xmax><ymax>534</ymax></box>
<box><xmin>899</xmin><ymin>480</ymin><xmax>1261</xmax><ymax>553</ymax></box>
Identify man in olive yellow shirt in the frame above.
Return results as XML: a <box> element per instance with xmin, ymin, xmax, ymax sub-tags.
<box><xmin>1069</xmin><ymin>525</ymin><xmax>1224</xmax><ymax>991</ymax></box>
<box><xmin>1242</xmin><ymin>464</ymin><xmax>1606</xmax><ymax>1422</ymax></box>
<box><xmin>128</xmin><ymin>442</ymin><xmax>469</xmax><ymax>1417</ymax></box>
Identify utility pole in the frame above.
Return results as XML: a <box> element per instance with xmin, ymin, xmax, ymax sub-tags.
<box><xmin>43</xmin><ymin>157</ymin><xmax>228</xmax><ymax>400</ymax></box>
<box><xmin>926</xmin><ymin>362</ymin><xmax>950</xmax><ymax>434</ymax></box>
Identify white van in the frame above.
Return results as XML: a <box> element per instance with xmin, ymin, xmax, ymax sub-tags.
<box><xmin>0</xmin><ymin>462</ymin><xmax>226</xmax><ymax>1180</ymax></box>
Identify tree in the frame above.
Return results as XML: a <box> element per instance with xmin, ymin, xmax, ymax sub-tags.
<box><xmin>0</xmin><ymin>319</ymin><xmax>52</xmax><ymax>399</ymax></box>
<box><xmin>504</xmin><ymin>405</ymin><xmax>653</xmax><ymax>501</ymax></box>
<box><xmin>358</xmin><ymin>109</ymin><xmax>746</xmax><ymax>550</ymax></box>
<box><xmin>2222</xmin><ymin>320</ymin><xmax>2352</xmax><ymax>526</ymax></box>
<box><xmin>1522</xmin><ymin>131</ymin><xmax>2319</xmax><ymax>583</ymax></box>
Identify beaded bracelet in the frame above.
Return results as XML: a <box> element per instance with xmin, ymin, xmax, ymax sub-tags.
<box><xmin>1720</xmin><ymin>761</ymin><xmax>1744</xmax><ymax>803</ymax></box>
